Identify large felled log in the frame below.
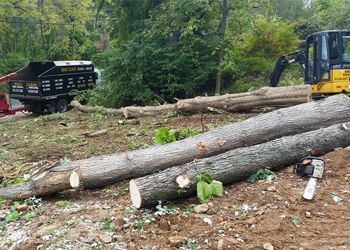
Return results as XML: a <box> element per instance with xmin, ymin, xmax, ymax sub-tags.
<box><xmin>130</xmin><ymin>122</ymin><xmax>350</xmax><ymax>208</ymax></box>
<box><xmin>70</xmin><ymin>100</ymin><xmax>176</xmax><ymax>119</ymax></box>
<box><xmin>71</xmin><ymin>86</ymin><xmax>310</xmax><ymax>118</ymax></box>
<box><xmin>70</xmin><ymin>100</ymin><xmax>124</xmax><ymax>117</ymax></box>
<box><xmin>176</xmin><ymin>85</ymin><xmax>311</xmax><ymax>113</ymax></box>
<box><xmin>1</xmin><ymin>94</ymin><xmax>350</xmax><ymax>200</ymax></box>
<box><xmin>121</xmin><ymin>104</ymin><xmax>177</xmax><ymax>119</ymax></box>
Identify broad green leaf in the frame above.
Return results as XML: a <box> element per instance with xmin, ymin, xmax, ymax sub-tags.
<box><xmin>210</xmin><ymin>180</ymin><xmax>223</xmax><ymax>197</ymax></box>
<box><xmin>197</xmin><ymin>180</ymin><xmax>212</xmax><ymax>203</ymax></box>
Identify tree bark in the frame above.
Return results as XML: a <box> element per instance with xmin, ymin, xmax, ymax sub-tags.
<box><xmin>130</xmin><ymin>121</ymin><xmax>350</xmax><ymax>208</ymax></box>
<box><xmin>177</xmin><ymin>85</ymin><xmax>311</xmax><ymax>113</ymax></box>
<box><xmin>70</xmin><ymin>100</ymin><xmax>124</xmax><ymax>117</ymax></box>
<box><xmin>70</xmin><ymin>100</ymin><xmax>176</xmax><ymax>119</ymax></box>
<box><xmin>71</xmin><ymin>85</ymin><xmax>310</xmax><ymax>118</ymax></box>
<box><xmin>215</xmin><ymin>0</ymin><xmax>230</xmax><ymax>94</ymax></box>
<box><xmin>2</xmin><ymin>94</ymin><xmax>350</xmax><ymax>200</ymax></box>
<box><xmin>121</xmin><ymin>104</ymin><xmax>177</xmax><ymax>119</ymax></box>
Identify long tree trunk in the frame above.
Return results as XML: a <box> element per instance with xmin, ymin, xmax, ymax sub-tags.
<box><xmin>177</xmin><ymin>85</ymin><xmax>310</xmax><ymax>113</ymax></box>
<box><xmin>71</xmin><ymin>85</ymin><xmax>310</xmax><ymax>118</ymax></box>
<box><xmin>70</xmin><ymin>101</ymin><xmax>176</xmax><ymax>119</ymax></box>
<box><xmin>2</xmin><ymin>94</ymin><xmax>350</xmax><ymax>200</ymax></box>
<box><xmin>130</xmin><ymin>121</ymin><xmax>350</xmax><ymax>208</ymax></box>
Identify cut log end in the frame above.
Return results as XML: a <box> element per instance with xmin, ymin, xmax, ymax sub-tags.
<box><xmin>69</xmin><ymin>171</ymin><xmax>80</xmax><ymax>188</ymax></box>
<box><xmin>176</xmin><ymin>174</ymin><xmax>191</xmax><ymax>188</ymax></box>
<box><xmin>129</xmin><ymin>180</ymin><xmax>142</xmax><ymax>208</ymax></box>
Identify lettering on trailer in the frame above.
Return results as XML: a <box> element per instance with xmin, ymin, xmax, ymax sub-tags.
<box><xmin>11</xmin><ymin>82</ymin><xmax>24</xmax><ymax>93</ymax></box>
<box><xmin>61</xmin><ymin>67</ymin><xmax>77</xmax><ymax>73</ymax></box>
<box><xmin>78</xmin><ymin>83</ymin><xmax>87</xmax><ymax>88</ymax></box>
<box><xmin>27</xmin><ymin>82</ymin><xmax>39</xmax><ymax>94</ymax></box>
<box><xmin>12</xmin><ymin>82</ymin><xmax>24</xmax><ymax>87</ymax></box>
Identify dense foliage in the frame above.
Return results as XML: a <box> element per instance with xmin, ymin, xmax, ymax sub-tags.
<box><xmin>0</xmin><ymin>0</ymin><xmax>346</xmax><ymax>107</ymax></box>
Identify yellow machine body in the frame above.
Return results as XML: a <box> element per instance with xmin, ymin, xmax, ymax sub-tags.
<box><xmin>312</xmin><ymin>69</ymin><xmax>350</xmax><ymax>95</ymax></box>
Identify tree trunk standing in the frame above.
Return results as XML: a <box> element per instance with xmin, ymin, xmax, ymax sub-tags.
<box><xmin>94</xmin><ymin>0</ymin><xmax>105</xmax><ymax>30</ymax></box>
<box><xmin>130</xmin><ymin>122</ymin><xmax>350</xmax><ymax>208</ymax></box>
<box><xmin>215</xmin><ymin>0</ymin><xmax>230</xmax><ymax>94</ymax></box>
<box><xmin>37</xmin><ymin>0</ymin><xmax>46</xmax><ymax>57</ymax></box>
<box><xmin>2</xmin><ymin>95</ymin><xmax>350</xmax><ymax>200</ymax></box>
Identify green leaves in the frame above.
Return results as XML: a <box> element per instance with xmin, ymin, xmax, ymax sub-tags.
<box><xmin>247</xmin><ymin>168</ymin><xmax>276</xmax><ymax>183</ymax></box>
<box><xmin>155</xmin><ymin>128</ymin><xmax>177</xmax><ymax>144</ymax></box>
<box><xmin>5</xmin><ymin>210</ymin><xmax>19</xmax><ymax>222</ymax></box>
<box><xmin>56</xmin><ymin>200</ymin><xmax>71</xmax><ymax>207</ymax></box>
<box><xmin>196</xmin><ymin>171</ymin><xmax>223</xmax><ymax>203</ymax></box>
<box><xmin>155</xmin><ymin>127</ymin><xmax>200</xmax><ymax>144</ymax></box>
<box><xmin>23</xmin><ymin>212</ymin><xmax>35</xmax><ymax>221</ymax></box>
<box><xmin>177</xmin><ymin>128</ymin><xmax>200</xmax><ymax>140</ymax></box>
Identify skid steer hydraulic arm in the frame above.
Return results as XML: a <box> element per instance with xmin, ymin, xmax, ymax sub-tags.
<box><xmin>270</xmin><ymin>51</ymin><xmax>306</xmax><ymax>87</ymax></box>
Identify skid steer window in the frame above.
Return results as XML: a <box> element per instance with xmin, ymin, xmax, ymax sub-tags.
<box><xmin>329</xmin><ymin>33</ymin><xmax>339</xmax><ymax>61</ymax></box>
<box><xmin>321</xmin><ymin>36</ymin><xmax>329</xmax><ymax>61</ymax></box>
<box><xmin>306</xmin><ymin>41</ymin><xmax>314</xmax><ymax>82</ymax></box>
<box><xmin>343</xmin><ymin>35</ymin><xmax>350</xmax><ymax>62</ymax></box>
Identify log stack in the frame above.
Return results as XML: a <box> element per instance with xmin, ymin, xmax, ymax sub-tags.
<box><xmin>2</xmin><ymin>93</ymin><xmax>350</xmax><ymax>207</ymax></box>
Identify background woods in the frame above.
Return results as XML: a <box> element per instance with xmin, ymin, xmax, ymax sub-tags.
<box><xmin>0</xmin><ymin>0</ymin><xmax>346</xmax><ymax>106</ymax></box>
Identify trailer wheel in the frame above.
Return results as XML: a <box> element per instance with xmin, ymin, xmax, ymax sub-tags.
<box><xmin>56</xmin><ymin>99</ymin><xmax>68</xmax><ymax>113</ymax></box>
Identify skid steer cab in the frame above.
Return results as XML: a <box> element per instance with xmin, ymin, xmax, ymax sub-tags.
<box><xmin>270</xmin><ymin>30</ymin><xmax>350</xmax><ymax>98</ymax></box>
<box><xmin>8</xmin><ymin>61</ymin><xmax>98</xmax><ymax>114</ymax></box>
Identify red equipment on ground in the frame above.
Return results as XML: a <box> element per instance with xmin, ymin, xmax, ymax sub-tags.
<box><xmin>0</xmin><ymin>72</ymin><xmax>24</xmax><ymax>117</ymax></box>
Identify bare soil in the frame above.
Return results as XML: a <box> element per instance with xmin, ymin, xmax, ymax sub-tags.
<box><xmin>0</xmin><ymin>109</ymin><xmax>349</xmax><ymax>250</ymax></box>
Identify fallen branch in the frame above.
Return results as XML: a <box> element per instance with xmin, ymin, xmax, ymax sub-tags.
<box><xmin>176</xmin><ymin>85</ymin><xmax>311</xmax><ymax>113</ymax></box>
<box><xmin>1</xmin><ymin>94</ymin><xmax>350</xmax><ymax>200</ymax></box>
<box><xmin>70</xmin><ymin>100</ymin><xmax>176</xmax><ymax>119</ymax></box>
<box><xmin>70</xmin><ymin>100</ymin><xmax>123</xmax><ymax>117</ymax></box>
<box><xmin>130</xmin><ymin>121</ymin><xmax>350</xmax><ymax>208</ymax></box>
<box><xmin>82</xmin><ymin>129</ymin><xmax>108</xmax><ymax>137</ymax></box>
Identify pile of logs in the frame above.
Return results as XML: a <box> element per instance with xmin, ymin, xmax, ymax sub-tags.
<box><xmin>2</xmin><ymin>91</ymin><xmax>350</xmax><ymax>209</ymax></box>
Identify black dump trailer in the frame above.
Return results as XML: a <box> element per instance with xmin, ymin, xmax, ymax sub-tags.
<box><xmin>8</xmin><ymin>61</ymin><xmax>97</xmax><ymax>113</ymax></box>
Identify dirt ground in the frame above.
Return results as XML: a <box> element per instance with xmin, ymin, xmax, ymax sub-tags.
<box><xmin>0</xmin><ymin>109</ymin><xmax>350</xmax><ymax>250</ymax></box>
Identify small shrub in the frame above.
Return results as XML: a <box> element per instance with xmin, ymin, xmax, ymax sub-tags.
<box><xmin>155</xmin><ymin>127</ymin><xmax>200</xmax><ymax>144</ymax></box>
<box><xmin>177</xmin><ymin>128</ymin><xmax>200</xmax><ymax>140</ymax></box>
<box><xmin>56</xmin><ymin>200</ymin><xmax>71</xmax><ymax>207</ymax></box>
<box><xmin>5</xmin><ymin>210</ymin><xmax>19</xmax><ymax>222</ymax></box>
<box><xmin>247</xmin><ymin>168</ymin><xmax>276</xmax><ymax>183</ymax></box>
<box><xmin>155</xmin><ymin>127</ymin><xmax>177</xmax><ymax>144</ymax></box>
